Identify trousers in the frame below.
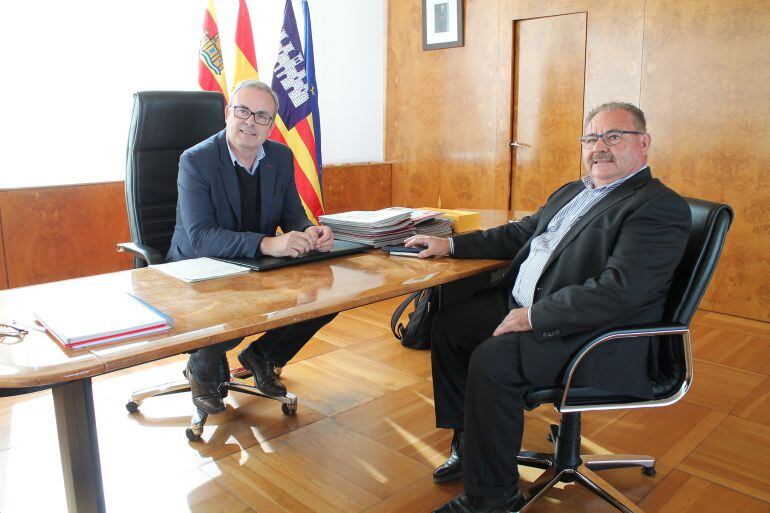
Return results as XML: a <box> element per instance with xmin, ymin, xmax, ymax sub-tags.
<box><xmin>431</xmin><ymin>287</ymin><xmax>539</xmax><ymax>498</ymax></box>
<box><xmin>188</xmin><ymin>313</ymin><xmax>336</xmax><ymax>383</ymax></box>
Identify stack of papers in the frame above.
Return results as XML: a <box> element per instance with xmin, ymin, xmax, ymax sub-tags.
<box><xmin>34</xmin><ymin>292</ymin><xmax>173</xmax><ymax>349</ymax></box>
<box><xmin>320</xmin><ymin>207</ymin><xmax>451</xmax><ymax>247</ymax></box>
<box><xmin>417</xmin><ymin>207</ymin><xmax>480</xmax><ymax>232</ymax></box>
<box><xmin>415</xmin><ymin>217</ymin><xmax>453</xmax><ymax>237</ymax></box>
<box><xmin>319</xmin><ymin>208</ymin><xmax>412</xmax><ymax>229</ymax></box>
<box><xmin>150</xmin><ymin>257</ymin><xmax>251</xmax><ymax>283</ymax></box>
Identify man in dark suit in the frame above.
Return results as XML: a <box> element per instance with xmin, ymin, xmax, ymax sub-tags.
<box><xmin>405</xmin><ymin>103</ymin><xmax>691</xmax><ymax>513</ymax></box>
<box><xmin>167</xmin><ymin>80</ymin><xmax>335</xmax><ymax>414</ymax></box>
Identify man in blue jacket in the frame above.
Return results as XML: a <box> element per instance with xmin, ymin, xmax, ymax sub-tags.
<box><xmin>167</xmin><ymin>80</ymin><xmax>334</xmax><ymax>414</ymax></box>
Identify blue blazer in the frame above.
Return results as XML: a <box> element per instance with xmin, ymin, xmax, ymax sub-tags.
<box><xmin>167</xmin><ymin>130</ymin><xmax>312</xmax><ymax>262</ymax></box>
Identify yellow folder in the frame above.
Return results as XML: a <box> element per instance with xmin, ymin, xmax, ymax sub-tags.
<box><xmin>418</xmin><ymin>207</ymin><xmax>480</xmax><ymax>233</ymax></box>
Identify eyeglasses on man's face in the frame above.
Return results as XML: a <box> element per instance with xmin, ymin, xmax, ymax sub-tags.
<box><xmin>230</xmin><ymin>105</ymin><xmax>274</xmax><ymax>126</ymax></box>
<box><xmin>579</xmin><ymin>130</ymin><xmax>645</xmax><ymax>148</ymax></box>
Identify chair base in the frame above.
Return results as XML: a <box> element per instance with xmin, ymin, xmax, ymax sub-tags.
<box><xmin>516</xmin><ymin>419</ymin><xmax>654</xmax><ymax>513</ymax></box>
<box><xmin>125</xmin><ymin>366</ymin><xmax>297</xmax><ymax>441</ymax></box>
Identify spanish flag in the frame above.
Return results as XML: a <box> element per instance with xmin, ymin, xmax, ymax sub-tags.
<box><xmin>269</xmin><ymin>0</ymin><xmax>324</xmax><ymax>223</ymax></box>
<box><xmin>233</xmin><ymin>0</ymin><xmax>259</xmax><ymax>84</ymax></box>
<box><xmin>198</xmin><ymin>0</ymin><xmax>228</xmax><ymax>101</ymax></box>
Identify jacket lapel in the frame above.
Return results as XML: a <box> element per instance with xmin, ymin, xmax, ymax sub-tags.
<box><xmin>536</xmin><ymin>182</ymin><xmax>585</xmax><ymax>236</ymax></box>
<box><xmin>216</xmin><ymin>131</ymin><xmax>242</xmax><ymax>228</ymax></box>
<box><xmin>259</xmin><ymin>142</ymin><xmax>277</xmax><ymax>233</ymax></box>
<box><xmin>541</xmin><ymin>168</ymin><xmax>652</xmax><ymax>271</ymax></box>
<box><xmin>506</xmin><ymin>181</ymin><xmax>585</xmax><ymax>276</ymax></box>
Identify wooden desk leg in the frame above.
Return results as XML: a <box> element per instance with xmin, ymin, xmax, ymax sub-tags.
<box><xmin>52</xmin><ymin>378</ymin><xmax>106</xmax><ymax>513</ymax></box>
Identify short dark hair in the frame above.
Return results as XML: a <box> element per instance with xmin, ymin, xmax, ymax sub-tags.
<box><xmin>584</xmin><ymin>102</ymin><xmax>647</xmax><ymax>132</ymax></box>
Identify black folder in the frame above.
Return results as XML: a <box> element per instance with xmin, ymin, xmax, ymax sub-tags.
<box><xmin>213</xmin><ymin>240</ymin><xmax>368</xmax><ymax>271</ymax></box>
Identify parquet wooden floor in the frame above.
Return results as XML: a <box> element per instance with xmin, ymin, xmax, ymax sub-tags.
<box><xmin>1</xmin><ymin>302</ymin><xmax>769</xmax><ymax>512</ymax></box>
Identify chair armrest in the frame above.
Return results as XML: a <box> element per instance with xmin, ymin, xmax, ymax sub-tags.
<box><xmin>559</xmin><ymin>323</ymin><xmax>691</xmax><ymax>412</ymax></box>
<box><xmin>116</xmin><ymin>242</ymin><xmax>165</xmax><ymax>266</ymax></box>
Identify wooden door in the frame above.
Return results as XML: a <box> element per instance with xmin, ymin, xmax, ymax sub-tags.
<box><xmin>510</xmin><ymin>13</ymin><xmax>587</xmax><ymax>212</ymax></box>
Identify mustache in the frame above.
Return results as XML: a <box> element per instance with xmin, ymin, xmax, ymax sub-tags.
<box><xmin>591</xmin><ymin>152</ymin><xmax>614</xmax><ymax>163</ymax></box>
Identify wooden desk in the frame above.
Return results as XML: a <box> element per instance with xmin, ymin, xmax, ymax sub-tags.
<box><xmin>0</xmin><ymin>250</ymin><xmax>507</xmax><ymax>513</ymax></box>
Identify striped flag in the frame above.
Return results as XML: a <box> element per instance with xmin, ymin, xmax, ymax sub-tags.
<box><xmin>269</xmin><ymin>0</ymin><xmax>324</xmax><ymax>223</ymax></box>
<box><xmin>198</xmin><ymin>0</ymin><xmax>228</xmax><ymax>101</ymax></box>
<box><xmin>302</xmin><ymin>0</ymin><xmax>323</xmax><ymax>182</ymax></box>
<box><xmin>233</xmin><ymin>0</ymin><xmax>259</xmax><ymax>85</ymax></box>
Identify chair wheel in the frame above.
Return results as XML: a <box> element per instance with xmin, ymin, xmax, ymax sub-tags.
<box><xmin>185</xmin><ymin>428</ymin><xmax>201</xmax><ymax>441</ymax></box>
<box><xmin>642</xmin><ymin>465</ymin><xmax>656</xmax><ymax>477</ymax></box>
<box><xmin>126</xmin><ymin>401</ymin><xmax>139</xmax><ymax>413</ymax></box>
<box><xmin>282</xmin><ymin>403</ymin><xmax>296</xmax><ymax>416</ymax></box>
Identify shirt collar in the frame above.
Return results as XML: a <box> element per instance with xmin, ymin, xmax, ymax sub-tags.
<box><xmin>582</xmin><ymin>165</ymin><xmax>647</xmax><ymax>190</ymax></box>
<box><xmin>226</xmin><ymin>139</ymin><xmax>265</xmax><ymax>175</ymax></box>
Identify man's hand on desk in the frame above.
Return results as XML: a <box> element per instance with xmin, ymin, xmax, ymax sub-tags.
<box><xmin>260</xmin><ymin>231</ymin><xmax>314</xmax><ymax>258</ymax></box>
<box><xmin>304</xmin><ymin>225</ymin><xmax>334</xmax><ymax>252</ymax></box>
<box><xmin>404</xmin><ymin>235</ymin><xmax>451</xmax><ymax>258</ymax></box>
<box><xmin>493</xmin><ymin>307</ymin><xmax>532</xmax><ymax>336</ymax></box>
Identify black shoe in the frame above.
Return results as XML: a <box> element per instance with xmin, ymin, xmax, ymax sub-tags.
<box><xmin>184</xmin><ymin>364</ymin><xmax>225</xmax><ymax>414</ymax></box>
<box><xmin>433</xmin><ymin>430</ymin><xmax>463</xmax><ymax>483</ymax></box>
<box><xmin>432</xmin><ymin>489</ymin><xmax>525</xmax><ymax>513</ymax></box>
<box><xmin>238</xmin><ymin>348</ymin><xmax>287</xmax><ymax>397</ymax></box>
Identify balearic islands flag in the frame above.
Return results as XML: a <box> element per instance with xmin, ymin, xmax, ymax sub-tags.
<box><xmin>198</xmin><ymin>0</ymin><xmax>228</xmax><ymax>101</ymax></box>
<box><xmin>233</xmin><ymin>0</ymin><xmax>259</xmax><ymax>85</ymax></box>
<box><xmin>269</xmin><ymin>0</ymin><xmax>324</xmax><ymax>223</ymax></box>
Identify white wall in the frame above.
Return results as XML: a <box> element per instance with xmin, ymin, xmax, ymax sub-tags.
<box><xmin>0</xmin><ymin>0</ymin><xmax>384</xmax><ymax>188</ymax></box>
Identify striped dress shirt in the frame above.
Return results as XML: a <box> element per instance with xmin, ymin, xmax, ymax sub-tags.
<box><xmin>512</xmin><ymin>167</ymin><xmax>646</xmax><ymax>314</ymax></box>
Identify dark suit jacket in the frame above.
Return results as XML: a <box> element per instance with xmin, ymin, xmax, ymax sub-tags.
<box><xmin>452</xmin><ymin>168</ymin><xmax>691</xmax><ymax>398</ymax></box>
<box><xmin>167</xmin><ymin>131</ymin><xmax>312</xmax><ymax>262</ymax></box>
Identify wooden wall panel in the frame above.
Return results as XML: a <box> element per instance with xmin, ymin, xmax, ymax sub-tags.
<box><xmin>322</xmin><ymin>162</ymin><xmax>392</xmax><ymax>214</ymax></box>
<box><xmin>641</xmin><ymin>0</ymin><xmax>770</xmax><ymax>321</ymax></box>
<box><xmin>0</xmin><ymin>183</ymin><xmax>132</xmax><ymax>288</ymax></box>
<box><xmin>387</xmin><ymin>0</ymin><xmax>501</xmax><ymax>209</ymax></box>
<box><xmin>386</xmin><ymin>0</ymin><xmax>768</xmax><ymax>321</ymax></box>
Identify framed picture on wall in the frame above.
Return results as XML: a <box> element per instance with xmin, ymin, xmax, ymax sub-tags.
<box><xmin>422</xmin><ymin>0</ymin><xmax>464</xmax><ymax>50</ymax></box>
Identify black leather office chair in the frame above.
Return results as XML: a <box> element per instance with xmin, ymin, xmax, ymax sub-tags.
<box><xmin>515</xmin><ymin>198</ymin><xmax>733</xmax><ymax>513</ymax></box>
<box><xmin>119</xmin><ymin>91</ymin><xmax>225</xmax><ymax>267</ymax></box>
<box><xmin>118</xmin><ymin>91</ymin><xmax>297</xmax><ymax>442</ymax></box>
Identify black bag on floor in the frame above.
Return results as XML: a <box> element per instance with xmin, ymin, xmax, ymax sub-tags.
<box><xmin>390</xmin><ymin>287</ymin><xmax>438</xmax><ymax>350</ymax></box>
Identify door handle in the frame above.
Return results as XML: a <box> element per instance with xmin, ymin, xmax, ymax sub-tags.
<box><xmin>510</xmin><ymin>141</ymin><xmax>528</xmax><ymax>149</ymax></box>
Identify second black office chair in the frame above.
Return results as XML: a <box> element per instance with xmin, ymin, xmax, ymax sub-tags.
<box><xmin>118</xmin><ymin>91</ymin><xmax>297</xmax><ymax>441</ymax></box>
